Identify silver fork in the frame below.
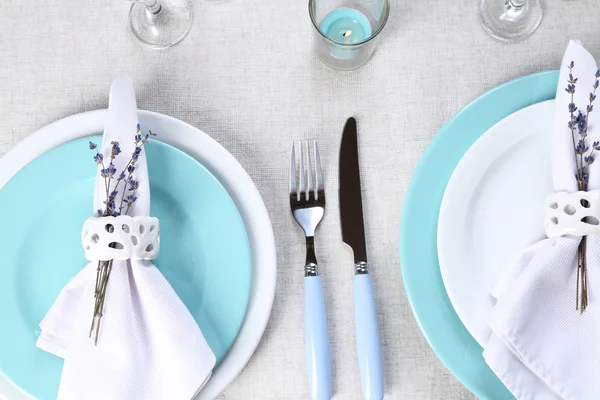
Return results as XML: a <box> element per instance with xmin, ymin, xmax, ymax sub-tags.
<box><xmin>290</xmin><ymin>141</ymin><xmax>332</xmax><ymax>400</ymax></box>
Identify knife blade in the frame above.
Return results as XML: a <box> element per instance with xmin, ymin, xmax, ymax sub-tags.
<box><xmin>339</xmin><ymin>117</ymin><xmax>368</xmax><ymax>264</ymax></box>
<box><xmin>339</xmin><ymin>117</ymin><xmax>384</xmax><ymax>400</ymax></box>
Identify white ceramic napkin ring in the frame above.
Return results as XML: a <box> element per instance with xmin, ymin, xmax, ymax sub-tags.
<box><xmin>82</xmin><ymin>216</ymin><xmax>160</xmax><ymax>261</ymax></box>
<box><xmin>544</xmin><ymin>191</ymin><xmax>600</xmax><ymax>238</ymax></box>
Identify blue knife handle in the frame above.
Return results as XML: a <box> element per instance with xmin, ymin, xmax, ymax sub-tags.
<box><xmin>304</xmin><ymin>275</ymin><xmax>333</xmax><ymax>400</ymax></box>
<box><xmin>354</xmin><ymin>273</ymin><xmax>384</xmax><ymax>400</ymax></box>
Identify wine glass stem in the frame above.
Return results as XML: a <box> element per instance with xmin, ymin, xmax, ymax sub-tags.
<box><xmin>140</xmin><ymin>0</ymin><xmax>162</xmax><ymax>15</ymax></box>
<box><xmin>506</xmin><ymin>0</ymin><xmax>525</xmax><ymax>10</ymax></box>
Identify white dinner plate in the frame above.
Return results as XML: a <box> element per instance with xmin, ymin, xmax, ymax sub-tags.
<box><xmin>0</xmin><ymin>110</ymin><xmax>277</xmax><ymax>400</ymax></box>
<box><xmin>437</xmin><ymin>100</ymin><xmax>555</xmax><ymax>347</ymax></box>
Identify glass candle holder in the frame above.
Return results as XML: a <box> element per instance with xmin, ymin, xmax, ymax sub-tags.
<box><xmin>309</xmin><ymin>0</ymin><xmax>390</xmax><ymax>71</ymax></box>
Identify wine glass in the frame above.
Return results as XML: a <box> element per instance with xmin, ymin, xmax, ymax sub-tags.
<box><xmin>128</xmin><ymin>0</ymin><xmax>194</xmax><ymax>49</ymax></box>
<box><xmin>479</xmin><ymin>0</ymin><xmax>542</xmax><ymax>42</ymax></box>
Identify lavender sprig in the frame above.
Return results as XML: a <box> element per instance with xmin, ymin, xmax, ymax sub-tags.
<box><xmin>566</xmin><ymin>63</ymin><xmax>583</xmax><ymax>186</ymax></box>
<box><xmin>86</xmin><ymin>124</ymin><xmax>156</xmax><ymax>344</ymax></box>
<box><xmin>564</xmin><ymin>62</ymin><xmax>599</xmax><ymax>313</ymax></box>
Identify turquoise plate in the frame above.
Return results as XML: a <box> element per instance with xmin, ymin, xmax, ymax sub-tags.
<box><xmin>0</xmin><ymin>137</ymin><xmax>252</xmax><ymax>400</ymax></box>
<box><xmin>400</xmin><ymin>71</ymin><xmax>559</xmax><ymax>399</ymax></box>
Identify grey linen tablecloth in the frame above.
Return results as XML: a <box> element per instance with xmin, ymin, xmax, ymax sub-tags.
<box><xmin>1</xmin><ymin>0</ymin><xmax>599</xmax><ymax>398</ymax></box>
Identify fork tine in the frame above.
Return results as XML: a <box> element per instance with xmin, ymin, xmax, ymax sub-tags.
<box><xmin>314</xmin><ymin>140</ymin><xmax>323</xmax><ymax>196</ymax></box>
<box><xmin>290</xmin><ymin>143</ymin><xmax>297</xmax><ymax>197</ymax></box>
<box><xmin>299</xmin><ymin>141</ymin><xmax>305</xmax><ymax>199</ymax></box>
<box><xmin>306</xmin><ymin>141</ymin><xmax>313</xmax><ymax>199</ymax></box>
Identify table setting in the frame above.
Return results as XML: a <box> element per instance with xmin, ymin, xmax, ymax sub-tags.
<box><xmin>2</xmin><ymin>0</ymin><xmax>600</xmax><ymax>399</ymax></box>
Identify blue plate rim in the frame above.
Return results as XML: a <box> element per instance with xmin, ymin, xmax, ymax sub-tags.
<box><xmin>0</xmin><ymin>108</ymin><xmax>278</xmax><ymax>400</ymax></box>
<box><xmin>0</xmin><ymin>135</ymin><xmax>252</xmax><ymax>398</ymax></box>
<box><xmin>400</xmin><ymin>70</ymin><xmax>559</xmax><ymax>399</ymax></box>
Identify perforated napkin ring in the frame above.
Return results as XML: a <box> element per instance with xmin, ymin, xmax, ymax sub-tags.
<box><xmin>544</xmin><ymin>191</ymin><xmax>600</xmax><ymax>238</ymax></box>
<box><xmin>82</xmin><ymin>216</ymin><xmax>160</xmax><ymax>261</ymax></box>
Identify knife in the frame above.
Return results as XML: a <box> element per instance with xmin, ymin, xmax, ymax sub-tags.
<box><xmin>339</xmin><ymin>117</ymin><xmax>384</xmax><ymax>400</ymax></box>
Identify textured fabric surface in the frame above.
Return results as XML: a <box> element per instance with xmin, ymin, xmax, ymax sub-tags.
<box><xmin>35</xmin><ymin>77</ymin><xmax>215</xmax><ymax>400</ymax></box>
<box><xmin>483</xmin><ymin>41</ymin><xmax>600</xmax><ymax>400</ymax></box>
<box><xmin>1</xmin><ymin>0</ymin><xmax>600</xmax><ymax>399</ymax></box>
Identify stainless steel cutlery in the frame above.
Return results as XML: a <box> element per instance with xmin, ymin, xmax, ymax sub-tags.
<box><xmin>291</xmin><ymin>118</ymin><xmax>383</xmax><ymax>400</ymax></box>
<box><xmin>290</xmin><ymin>140</ymin><xmax>332</xmax><ymax>400</ymax></box>
<box><xmin>339</xmin><ymin>117</ymin><xmax>384</xmax><ymax>400</ymax></box>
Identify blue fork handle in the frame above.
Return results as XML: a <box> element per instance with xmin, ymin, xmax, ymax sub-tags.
<box><xmin>354</xmin><ymin>274</ymin><xmax>384</xmax><ymax>400</ymax></box>
<box><xmin>304</xmin><ymin>275</ymin><xmax>333</xmax><ymax>400</ymax></box>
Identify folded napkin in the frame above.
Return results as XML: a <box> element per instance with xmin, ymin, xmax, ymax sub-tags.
<box><xmin>483</xmin><ymin>40</ymin><xmax>600</xmax><ymax>400</ymax></box>
<box><xmin>36</xmin><ymin>76</ymin><xmax>216</xmax><ymax>400</ymax></box>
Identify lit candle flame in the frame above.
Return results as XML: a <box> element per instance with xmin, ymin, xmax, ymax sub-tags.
<box><xmin>343</xmin><ymin>30</ymin><xmax>352</xmax><ymax>37</ymax></box>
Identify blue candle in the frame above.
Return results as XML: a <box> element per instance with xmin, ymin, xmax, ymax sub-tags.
<box><xmin>319</xmin><ymin>8</ymin><xmax>372</xmax><ymax>59</ymax></box>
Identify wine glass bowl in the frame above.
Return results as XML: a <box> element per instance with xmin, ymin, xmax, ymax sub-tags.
<box><xmin>128</xmin><ymin>0</ymin><xmax>194</xmax><ymax>49</ymax></box>
<box><xmin>479</xmin><ymin>0</ymin><xmax>543</xmax><ymax>42</ymax></box>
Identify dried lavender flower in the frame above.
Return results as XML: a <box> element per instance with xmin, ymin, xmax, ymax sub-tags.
<box><xmin>87</xmin><ymin>126</ymin><xmax>156</xmax><ymax>344</ymax></box>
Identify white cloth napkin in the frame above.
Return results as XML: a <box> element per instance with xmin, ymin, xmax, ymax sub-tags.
<box><xmin>36</xmin><ymin>76</ymin><xmax>216</xmax><ymax>400</ymax></box>
<box><xmin>483</xmin><ymin>40</ymin><xmax>600</xmax><ymax>400</ymax></box>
